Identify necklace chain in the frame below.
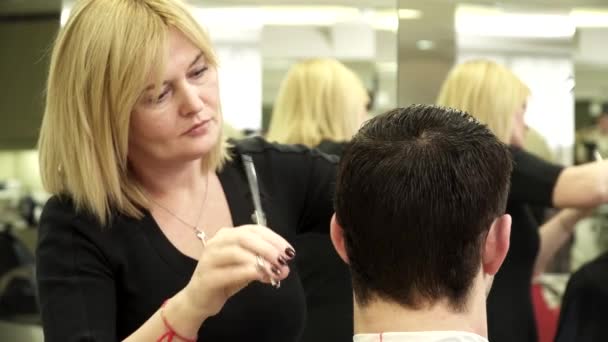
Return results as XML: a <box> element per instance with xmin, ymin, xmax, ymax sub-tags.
<box><xmin>146</xmin><ymin>175</ymin><xmax>210</xmax><ymax>241</ymax></box>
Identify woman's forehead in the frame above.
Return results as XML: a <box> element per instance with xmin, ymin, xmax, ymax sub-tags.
<box><xmin>142</xmin><ymin>30</ymin><xmax>205</xmax><ymax>88</ymax></box>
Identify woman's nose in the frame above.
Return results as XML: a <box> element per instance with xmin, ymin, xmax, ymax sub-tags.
<box><xmin>179</xmin><ymin>83</ymin><xmax>204</xmax><ymax>117</ymax></box>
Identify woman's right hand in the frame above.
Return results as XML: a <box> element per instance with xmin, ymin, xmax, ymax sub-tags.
<box><xmin>181</xmin><ymin>224</ymin><xmax>295</xmax><ymax>319</ymax></box>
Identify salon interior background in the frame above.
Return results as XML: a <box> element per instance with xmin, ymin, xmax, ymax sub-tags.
<box><xmin>2</xmin><ymin>0</ymin><xmax>608</xmax><ymax>177</ymax></box>
<box><xmin>1</xmin><ymin>0</ymin><xmax>608</xmax><ymax>340</ymax></box>
<box><xmin>0</xmin><ymin>0</ymin><xmax>608</xmax><ymax>198</ymax></box>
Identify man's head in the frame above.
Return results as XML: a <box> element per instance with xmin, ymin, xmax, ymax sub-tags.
<box><xmin>331</xmin><ymin>105</ymin><xmax>512</xmax><ymax>312</ymax></box>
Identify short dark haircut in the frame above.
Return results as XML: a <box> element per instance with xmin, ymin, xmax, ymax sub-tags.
<box><xmin>334</xmin><ymin>104</ymin><xmax>512</xmax><ymax>311</ymax></box>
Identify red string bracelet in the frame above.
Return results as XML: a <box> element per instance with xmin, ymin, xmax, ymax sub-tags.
<box><xmin>157</xmin><ymin>300</ymin><xmax>197</xmax><ymax>342</ymax></box>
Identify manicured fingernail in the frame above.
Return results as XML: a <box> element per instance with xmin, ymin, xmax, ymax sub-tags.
<box><xmin>285</xmin><ymin>247</ymin><xmax>296</xmax><ymax>258</ymax></box>
<box><xmin>277</xmin><ymin>256</ymin><xmax>287</xmax><ymax>266</ymax></box>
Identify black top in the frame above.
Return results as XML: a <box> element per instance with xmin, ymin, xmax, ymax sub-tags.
<box><xmin>35</xmin><ymin>138</ymin><xmax>337</xmax><ymax>342</ymax></box>
<box><xmin>555</xmin><ymin>251</ymin><xmax>608</xmax><ymax>342</ymax></box>
<box><xmin>487</xmin><ymin>147</ymin><xmax>563</xmax><ymax>342</ymax></box>
<box><xmin>294</xmin><ymin>140</ymin><xmax>353</xmax><ymax>342</ymax></box>
<box><xmin>316</xmin><ymin>140</ymin><xmax>347</xmax><ymax>157</ymax></box>
<box><xmin>295</xmin><ymin>233</ymin><xmax>353</xmax><ymax>342</ymax></box>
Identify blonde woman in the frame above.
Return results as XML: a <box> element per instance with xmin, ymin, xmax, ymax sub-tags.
<box><xmin>266</xmin><ymin>58</ymin><xmax>369</xmax><ymax>156</ymax></box>
<box><xmin>438</xmin><ymin>59</ymin><xmax>608</xmax><ymax>342</ymax></box>
<box><xmin>36</xmin><ymin>0</ymin><xmax>338</xmax><ymax>341</ymax></box>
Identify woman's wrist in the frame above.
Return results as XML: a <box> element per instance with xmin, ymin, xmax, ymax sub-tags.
<box><xmin>558</xmin><ymin>208</ymin><xmax>591</xmax><ymax>233</ymax></box>
<box><xmin>163</xmin><ymin>289</ymin><xmax>210</xmax><ymax>337</ymax></box>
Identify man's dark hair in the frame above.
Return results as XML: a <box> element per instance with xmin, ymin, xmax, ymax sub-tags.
<box><xmin>334</xmin><ymin>104</ymin><xmax>512</xmax><ymax>311</ymax></box>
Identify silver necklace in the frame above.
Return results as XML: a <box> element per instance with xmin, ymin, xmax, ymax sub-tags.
<box><xmin>146</xmin><ymin>175</ymin><xmax>210</xmax><ymax>244</ymax></box>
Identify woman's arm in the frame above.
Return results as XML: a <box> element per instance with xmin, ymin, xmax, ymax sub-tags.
<box><xmin>553</xmin><ymin>161</ymin><xmax>608</xmax><ymax>208</ymax></box>
<box><xmin>37</xmin><ymin>199</ymin><xmax>120</xmax><ymax>341</ymax></box>
<box><xmin>510</xmin><ymin>148</ymin><xmax>608</xmax><ymax>209</ymax></box>
<box><xmin>123</xmin><ymin>291</ymin><xmax>206</xmax><ymax>341</ymax></box>
<box><xmin>534</xmin><ymin>208</ymin><xmax>592</xmax><ymax>276</ymax></box>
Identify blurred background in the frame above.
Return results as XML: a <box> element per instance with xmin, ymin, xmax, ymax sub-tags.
<box><xmin>0</xmin><ymin>0</ymin><xmax>607</xmax><ymax>340</ymax></box>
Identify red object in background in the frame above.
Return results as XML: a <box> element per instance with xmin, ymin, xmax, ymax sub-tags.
<box><xmin>531</xmin><ymin>283</ymin><xmax>560</xmax><ymax>342</ymax></box>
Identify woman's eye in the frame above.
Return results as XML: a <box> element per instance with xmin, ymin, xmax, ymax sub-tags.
<box><xmin>156</xmin><ymin>90</ymin><xmax>169</xmax><ymax>102</ymax></box>
<box><xmin>192</xmin><ymin>66</ymin><xmax>208</xmax><ymax>79</ymax></box>
<box><xmin>143</xmin><ymin>88</ymin><xmax>169</xmax><ymax>105</ymax></box>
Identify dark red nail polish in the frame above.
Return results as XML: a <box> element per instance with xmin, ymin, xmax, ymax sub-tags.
<box><xmin>285</xmin><ymin>247</ymin><xmax>296</xmax><ymax>258</ymax></box>
<box><xmin>271</xmin><ymin>267</ymin><xmax>281</xmax><ymax>276</ymax></box>
<box><xmin>278</xmin><ymin>256</ymin><xmax>287</xmax><ymax>266</ymax></box>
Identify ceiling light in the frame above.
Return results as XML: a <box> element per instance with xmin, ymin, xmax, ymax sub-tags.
<box><xmin>398</xmin><ymin>8</ymin><xmax>422</xmax><ymax>20</ymax></box>
<box><xmin>364</xmin><ymin>9</ymin><xmax>398</xmax><ymax>32</ymax></box>
<box><xmin>61</xmin><ymin>5</ymin><xmax>400</xmax><ymax>32</ymax></box>
<box><xmin>456</xmin><ymin>5</ymin><xmax>575</xmax><ymax>38</ymax></box>
<box><xmin>571</xmin><ymin>8</ymin><xmax>608</xmax><ymax>28</ymax></box>
<box><xmin>195</xmin><ymin>6</ymin><xmax>360</xmax><ymax>28</ymax></box>
<box><xmin>416</xmin><ymin>40</ymin><xmax>435</xmax><ymax>50</ymax></box>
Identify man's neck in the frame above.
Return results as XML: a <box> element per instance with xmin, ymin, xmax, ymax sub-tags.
<box><xmin>354</xmin><ymin>294</ymin><xmax>487</xmax><ymax>338</ymax></box>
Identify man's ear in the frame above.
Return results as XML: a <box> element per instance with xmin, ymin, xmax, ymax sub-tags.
<box><xmin>482</xmin><ymin>214</ymin><xmax>511</xmax><ymax>276</ymax></box>
<box><xmin>330</xmin><ymin>213</ymin><xmax>349</xmax><ymax>264</ymax></box>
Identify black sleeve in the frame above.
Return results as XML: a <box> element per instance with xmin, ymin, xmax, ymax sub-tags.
<box><xmin>296</xmin><ymin>148</ymin><xmax>338</xmax><ymax>234</ymax></box>
<box><xmin>509</xmin><ymin>147</ymin><xmax>564</xmax><ymax>207</ymax></box>
<box><xmin>36</xmin><ymin>197</ymin><xmax>117</xmax><ymax>342</ymax></box>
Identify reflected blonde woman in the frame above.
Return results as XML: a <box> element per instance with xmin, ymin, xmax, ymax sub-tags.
<box><xmin>438</xmin><ymin>59</ymin><xmax>608</xmax><ymax>342</ymax></box>
<box><xmin>437</xmin><ymin>59</ymin><xmax>530</xmax><ymax>146</ymax></box>
<box><xmin>266</xmin><ymin>58</ymin><xmax>369</xmax><ymax>156</ymax></box>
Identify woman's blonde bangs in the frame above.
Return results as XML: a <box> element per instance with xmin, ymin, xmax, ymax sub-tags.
<box><xmin>38</xmin><ymin>0</ymin><xmax>228</xmax><ymax>225</ymax></box>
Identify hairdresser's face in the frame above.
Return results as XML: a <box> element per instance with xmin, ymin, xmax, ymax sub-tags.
<box><xmin>129</xmin><ymin>29</ymin><xmax>221</xmax><ymax>166</ymax></box>
<box><xmin>510</xmin><ymin>102</ymin><xmax>527</xmax><ymax>148</ymax></box>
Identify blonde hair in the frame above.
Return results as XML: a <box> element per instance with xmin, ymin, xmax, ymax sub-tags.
<box><xmin>38</xmin><ymin>0</ymin><xmax>229</xmax><ymax>225</ymax></box>
<box><xmin>437</xmin><ymin>60</ymin><xmax>531</xmax><ymax>143</ymax></box>
<box><xmin>266</xmin><ymin>58</ymin><xmax>369</xmax><ymax>147</ymax></box>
